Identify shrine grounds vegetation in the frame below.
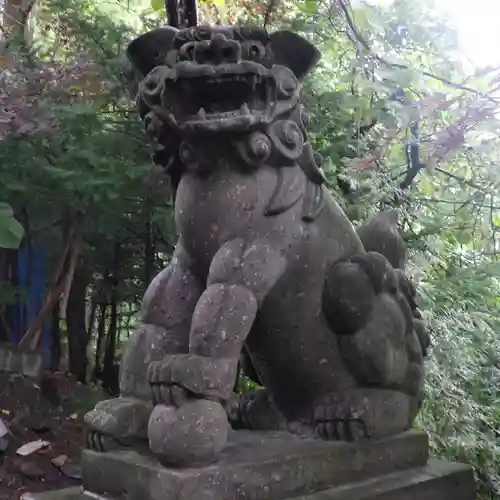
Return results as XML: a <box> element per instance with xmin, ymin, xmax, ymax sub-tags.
<box><xmin>2</xmin><ymin>0</ymin><xmax>500</xmax><ymax>497</ymax></box>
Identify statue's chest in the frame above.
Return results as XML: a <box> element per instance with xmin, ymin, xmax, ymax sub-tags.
<box><xmin>174</xmin><ymin>166</ymin><xmax>277</xmax><ymax>255</ymax></box>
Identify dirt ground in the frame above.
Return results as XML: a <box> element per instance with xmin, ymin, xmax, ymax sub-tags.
<box><xmin>0</xmin><ymin>371</ymin><xmax>107</xmax><ymax>500</ymax></box>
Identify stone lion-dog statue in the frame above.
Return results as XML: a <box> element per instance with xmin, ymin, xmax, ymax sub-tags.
<box><xmin>84</xmin><ymin>24</ymin><xmax>430</xmax><ymax>467</ymax></box>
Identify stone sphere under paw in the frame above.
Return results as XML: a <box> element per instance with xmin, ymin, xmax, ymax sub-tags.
<box><xmin>147</xmin><ymin>399</ymin><xmax>229</xmax><ymax>467</ymax></box>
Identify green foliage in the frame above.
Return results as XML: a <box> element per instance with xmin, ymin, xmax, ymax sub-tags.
<box><xmin>415</xmin><ymin>262</ymin><xmax>500</xmax><ymax>498</ymax></box>
<box><xmin>0</xmin><ymin>203</ymin><xmax>24</xmax><ymax>249</ymax></box>
<box><xmin>0</xmin><ymin>0</ymin><xmax>171</xmax><ymax>304</ymax></box>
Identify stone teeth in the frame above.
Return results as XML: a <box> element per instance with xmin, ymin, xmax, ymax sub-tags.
<box><xmin>240</xmin><ymin>103</ymin><xmax>249</xmax><ymax>114</ymax></box>
<box><xmin>198</xmin><ymin>107</ymin><xmax>207</xmax><ymax>118</ymax></box>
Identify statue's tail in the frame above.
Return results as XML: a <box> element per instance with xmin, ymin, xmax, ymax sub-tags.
<box><xmin>356</xmin><ymin>210</ymin><xmax>406</xmax><ymax>270</ymax></box>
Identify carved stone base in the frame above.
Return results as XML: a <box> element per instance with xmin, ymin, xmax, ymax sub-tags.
<box><xmin>22</xmin><ymin>430</ymin><xmax>476</xmax><ymax>500</ymax></box>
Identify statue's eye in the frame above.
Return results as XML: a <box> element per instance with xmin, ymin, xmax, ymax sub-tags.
<box><xmin>179</xmin><ymin>42</ymin><xmax>196</xmax><ymax>61</ymax></box>
<box><xmin>242</xmin><ymin>41</ymin><xmax>265</xmax><ymax>61</ymax></box>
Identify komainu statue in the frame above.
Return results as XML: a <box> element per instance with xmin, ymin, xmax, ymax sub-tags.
<box><xmin>84</xmin><ymin>24</ymin><xmax>430</xmax><ymax>467</ymax></box>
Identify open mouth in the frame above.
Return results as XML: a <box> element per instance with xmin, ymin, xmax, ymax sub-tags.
<box><xmin>163</xmin><ymin>71</ymin><xmax>276</xmax><ymax>127</ymax></box>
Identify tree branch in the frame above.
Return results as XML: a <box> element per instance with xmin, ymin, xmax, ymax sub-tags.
<box><xmin>335</xmin><ymin>0</ymin><xmax>500</xmax><ymax>102</ymax></box>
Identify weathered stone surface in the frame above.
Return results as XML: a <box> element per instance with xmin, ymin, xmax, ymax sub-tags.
<box><xmin>81</xmin><ymin>431</ymin><xmax>429</xmax><ymax>500</ymax></box>
<box><xmin>147</xmin><ymin>400</ymin><xmax>229</xmax><ymax>467</ymax></box>
<box><xmin>295</xmin><ymin>459</ymin><xmax>476</xmax><ymax>500</ymax></box>
<box><xmin>85</xmin><ymin>24</ymin><xmax>430</xmax><ymax>467</ymax></box>
<box><xmin>20</xmin><ymin>487</ymin><xmax>84</xmax><ymax>500</ymax></box>
<box><xmin>0</xmin><ymin>343</ymin><xmax>43</xmax><ymax>379</ymax></box>
<box><xmin>21</xmin><ymin>457</ymin><xmax>475</xmax><ymax>500</ymax></box>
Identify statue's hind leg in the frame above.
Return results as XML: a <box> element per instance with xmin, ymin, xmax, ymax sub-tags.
<box><xmin>316</xmin><ymin>250</ymin><xmax>427</xmax><ymax>442</ymax></box>
<box><xmin>84</xmin><ymin>243</ymin><xmax>203</xmax><ymax>451</ymax></box>
<box><xmin>146</xmin><ymin>238</ymin><xmax>287</xmax><ymax>466</ymax></box>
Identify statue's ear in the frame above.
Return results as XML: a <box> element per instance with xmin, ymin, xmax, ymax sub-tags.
<box><xmin>127</xmin><ymin>26</ymin><xmax>179</xmax><ymax>76</ymax></box>
<box><xmin>269</xmin><ymin>30</ymin><xmax>321</xmax><ymax>80</ymax></box>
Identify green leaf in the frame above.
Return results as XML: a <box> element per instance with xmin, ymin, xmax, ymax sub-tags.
<box><xmin>455</xmin><ymin>230</ymin><xmax>472</xmax><ymax>245</ymax></box>
<box><xmin>0</xmin><ymin>203</ymin><xmax>14</xmax><ymax>219</ymax></box>
<box><xmin>0</xmin><ymin>203</ymin><xmax>24</xmax><ymax>249</ymax></box>
<box><xmin>150</xmin><ymin>0</ymin><xmax>164</xmax><ymax>13</ymax></box>
<box><xmin>300</xmin><ymin>0</ymin><xmax>317</xmax><ymax>15</ymax></box>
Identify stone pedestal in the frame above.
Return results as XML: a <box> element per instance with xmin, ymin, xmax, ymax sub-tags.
<box><xmin>22</xmin><ymin>430</ymin><xmax>476</xmax><ymax>500</ymax></box>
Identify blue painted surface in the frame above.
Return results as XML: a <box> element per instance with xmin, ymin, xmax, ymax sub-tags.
<box><xmin>9</xmin><ymin>245</ymin><xmax>51</xmax><ymax>367</ymax></box>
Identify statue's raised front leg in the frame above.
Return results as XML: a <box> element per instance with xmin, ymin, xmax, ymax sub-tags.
<box><xmin>145</xmin><ymin>238</ymin><xmax>287</xmax><ymax>467</ymax></box>
<box><xmin>84</xmin><ymin>243</ymin><xmax>203</xmax><ymax>451</ymax></box>
<box><xmin>318</xmin><ymin>251</ymin><xmax>428</xmax><ymax>441</ymax></box>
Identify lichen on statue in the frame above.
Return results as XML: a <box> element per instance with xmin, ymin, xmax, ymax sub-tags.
<box><xmin>84</xmin><ymin>24</ymin><xmax>430</xmax><ymax>468</ymax></box>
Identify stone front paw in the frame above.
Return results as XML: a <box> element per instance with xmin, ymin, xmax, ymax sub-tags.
<box><xmin>147</xmin><ymin>354</ymin><xmax>238</xmax><ymax>405</ymax></box>
<box><xmin>86</xmin><ymin>430</ymin><xmax>125</xmax><ymax>452</ymax></box>
<box><xmin>84</xmin><ymin>397</ymin><xmax>152</xmax><ymax>451</ymax></box>
<box><xmin>148</xmin><ymin>360</ymin><xmax>189</xmax><ymax>407</ymax></box>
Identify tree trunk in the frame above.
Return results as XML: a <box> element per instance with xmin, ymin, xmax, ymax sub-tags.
<box><xmin>101</xmin><ymin>243</ymin><xmax>120</xmax><ymax>395</ymax></box>
<box><xmin>50</xmin><ymin>301</ymin><xmax>60</xmax><ymax>371</ymax></box>
<box><xmin>66</xmin><ymin>263</ymin><xmax>89</xmax><ymax>383</ymax></box>
<box><xmin>144</xmin><ymin>208</ymin><xmax>155</xmax><ymax>293</ymax></box>
<box><xmin>91</xmin><ymin>303</ymin><xmax>107</xmax><ymax>382</ymax></box>
<box><xmin>4</xmin><ymin>0</ymin><xmax>38</xmax><ymax>41</ymax></box>
<box><xmin>87</xmin><ymin>298</ymin><xmax>97</xmax><ymax>345</ymax></box>
<box><xmin>103</xmin><ymin>243</ymin><xmax>120</xmax><ymax>372</ymax></box>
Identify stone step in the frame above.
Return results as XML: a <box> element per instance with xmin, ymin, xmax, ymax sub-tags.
<box><xmin>20</xmin><ymin>488</ymin><xmax>83</xmax><ymax>500</ymax></box>
<box><xmin>81</xmin><ymin>430</ymin><xmax>430</xmax><ymax>500</ymax></box>
<box><xmin>296</xmin><ymin>458</ymin><xmax>476</xmax><ymax>500</ymax></box>
<box><xmin>20</xmin><ymin>458</ymin><xmax>476</xmax><ymax>500</ymax></box>
<box><xmin>20</xmin><ymin>430</ymin><xmax>475</xmax><ymax>500</ymax></box>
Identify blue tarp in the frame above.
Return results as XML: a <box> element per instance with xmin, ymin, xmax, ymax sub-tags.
<box><xmin>9</xmin><ymin>245</ymin><xmax>52</xmax><ymax>367</ymax></box>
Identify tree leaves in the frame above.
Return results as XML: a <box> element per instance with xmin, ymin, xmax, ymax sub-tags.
<box><xmin>0</xmin><ymin>203</ymin><xmax>24</xmax><ymax>249</ymax></box>
<box><xmin>298</xmin><ymin>0</ymin><xmax>317</xmax><ymax>16</ymax></box>
<box><xmin>150</xmin><ymin>0</ymin><xmax>164</xmax><ymax>13</ymax></box>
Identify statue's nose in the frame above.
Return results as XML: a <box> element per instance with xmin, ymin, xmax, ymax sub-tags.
<box><xmin>194</xmin><ymin>34</ymin><xmax>241</xmax><ymax>65</ymax></box>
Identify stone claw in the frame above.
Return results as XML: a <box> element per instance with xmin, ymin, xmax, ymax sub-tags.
<box><xmin>150</xmin><ymin>381</ymin><xmax>189</xmax><ymax>407</ymax></box>
<box><xmin>316</xmin><ymin>417</ymin><xmax>369</xmax><ymax>441</ymax></box>
<box><xmin>148</xmin><ymin>361</ymin><xmax>190</xmax><ymax>406</ymax></box>
<box><xmin>83</xmin><ymin>397</ymin><xmax>152</xmax><ymax>447</ymax></box>
<box><xmin>314</xmin><ymin>401</ymin><xmax>370</xmax><ymax>442</ymax></box>
<box><xmin>313</xmin><ymin>389</ymin><xmax>411</xmax><ymax>442</ymax></box>
<box><xmin>85</xmin><ymin>429</ymin><xmax>126</xmax><ymax>452</ymax></box>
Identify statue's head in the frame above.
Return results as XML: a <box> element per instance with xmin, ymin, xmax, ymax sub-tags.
<box><xmin>127</xmin><ymin>25</ymin><xmax>321</xmax><ymax>135</ymax></box>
